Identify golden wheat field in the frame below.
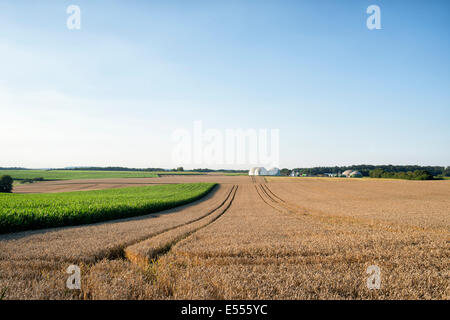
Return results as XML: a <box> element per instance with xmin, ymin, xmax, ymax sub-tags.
<box><xmin>0</xmin><ymin>175</ymin><xmax>449</xmax><ymax>300</ymax></box>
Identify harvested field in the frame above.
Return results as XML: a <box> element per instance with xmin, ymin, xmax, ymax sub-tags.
<box><xmin>1</xmin><ymin>176</ymin><xmax>448</xmax><ymax>299</ymax></box>
<box><xmin>128</xmin><ymin>178</ymin><xmax>449</xmax><ymax>299</ymax></box>
<box><xmin>265</xmin><ymin>177</ymin><xmax>450</xmax><ymax>230</ymax></box>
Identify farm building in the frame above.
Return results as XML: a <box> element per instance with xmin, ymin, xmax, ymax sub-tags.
<box><xmin>342</xmin><ymin>170</ymin><xmax>353</xmax><ymax>177</ymax></box>
<box><xmin>254</xmin><ymin>167</ymin><xmax>268</xmax><ymax>175</ymax></box>
<box><xmin>342</xmin><ymin>170</ymin><xmax>363</xmax><ymax>178</ymax></box>
<box><xmin>249</xmin><ymin>167</ymin><xmax>281</xmax><ymax>176</ymax></box>
<box><xmin>268</xmin><ymin>167</ymin><xmax>281</xmax><ymax>175</ymax></box>
<box><xmin>349</xmin><ymin>171</ymin><xmax>363</xmax><ymax>178</ymax></box>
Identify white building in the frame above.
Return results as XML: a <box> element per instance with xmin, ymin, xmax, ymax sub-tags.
<box><xmin>342</xmin><ymin>170</ymin><xmax>353</xmax><ymax>177</ymax></box>
<box><xmin>249</xmin><ymin>167</ymin><xmax>280</xmax><ymax>176</ymax></box>
<box><xmin>342</xmin><ymin>170</ymin><xmax>363</xmax><ymax>178</ymax></box>
<box><xmin>254</xmin><ymin>167</ymin><xmax>268</xmax><ymax>175</ymax></box>
<box><xmin>349</xmin><ymin>171</ymin><xmax>363</xmax><ymax>178</ymax></box>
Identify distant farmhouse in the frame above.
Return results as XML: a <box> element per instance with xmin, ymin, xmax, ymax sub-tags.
<box><xmin>289</xmin><ymin>169</ymin><xmax>362</xmax><ymax>178</ymax></box>
<box><xmin>290</xmin><ymin>171</ymin><xmax>300</xmax><ymax>177</ymax></box>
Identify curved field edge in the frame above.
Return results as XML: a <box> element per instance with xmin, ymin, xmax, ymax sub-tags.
<box><xmin>0</xmin><ymin>183</ymin><xmax>216</xmax><ymax>234</ymax></box>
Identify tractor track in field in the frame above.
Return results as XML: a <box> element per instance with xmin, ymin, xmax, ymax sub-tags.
<box><xmin>81</xmin><ymin>184</ymin><xmax>239</xmax><ymax>299</ymax></box>
<box><xmin>261</xmin><ymin>183</ymin><xmax>286</xmax><ymax>203</ymax></box>
<box><xmin>124</xmin><ymin>185</ymin><xmax>239</xmax><ymax>267</ymax></box>
<box><xmin>252</xmin><ymin>177</ymin><xmax>294</xmax><ymax>214</ymax></box>
<box><xmin>254</xmin><ymin>183</ymin><xmax>287</xmax><ymax>214</ymax></box>
<box><xmin>251</xmin><ymin>177</ymin><xmax>312</xmax><ymax>217</ymax></box>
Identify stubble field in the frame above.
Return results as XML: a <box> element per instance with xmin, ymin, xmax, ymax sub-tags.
<box><xmin>0</xmin><ymin>175</ymin><xmax>448</xmax><ymax>299</ymax></box>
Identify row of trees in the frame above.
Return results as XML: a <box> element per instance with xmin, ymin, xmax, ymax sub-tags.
<box><xmin>369</xmin><ymin>169</ymin><xmax>434</xmax><ymax>180</ymax></box>
<box><xmin>290</xmin><ymin>165</ymin><xmax>450</xmax><ymax>177</ymax></box>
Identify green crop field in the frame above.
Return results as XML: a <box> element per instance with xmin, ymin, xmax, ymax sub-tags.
<box><xmin>0</xmin><ymin>183</ymin><xmax>216</xmax><ymax>234</ymax></box>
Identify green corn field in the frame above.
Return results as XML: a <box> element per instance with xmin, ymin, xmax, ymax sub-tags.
<box><xmin>0</xmin><ymin>183</ymin><xmax>216</xmax><ymax>234</ymax></box>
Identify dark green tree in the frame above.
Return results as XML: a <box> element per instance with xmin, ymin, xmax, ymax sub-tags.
<box><xmin>0</xmin><ymin>175</ymin><xmax>13</xmax><ymax>193</ymax></box>
<box><xmin>444</xmin><ymin>166</ymin><xmax>450</xmax><ymax>177</ymax></box>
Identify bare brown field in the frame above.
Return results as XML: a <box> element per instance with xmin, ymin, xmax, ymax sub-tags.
<box><xmin>1</xmin><ymin>175</ymin><xmax>449</xmax><ymax>299</ymax></box>
<box><xmin>12</xmin><ymin>175</ymin><xmax>248</xmax><ymax>194</ymax></box>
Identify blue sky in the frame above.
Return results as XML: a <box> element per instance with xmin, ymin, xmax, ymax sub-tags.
<box><xmin>1</xmin><ymin>0</ymin><xmax>449</xmax><ymax>169</ymax></box>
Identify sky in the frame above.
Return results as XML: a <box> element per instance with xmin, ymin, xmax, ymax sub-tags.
<box><xmin>1</xmin><ymin>0</ymin><xmax>449</xmax><ymax>169</ymax></box>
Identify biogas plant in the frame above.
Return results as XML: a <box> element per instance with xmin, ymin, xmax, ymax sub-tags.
<box><xmin>248</xmin><ymin>167</ymin><xmax>281</xmax><ymax>176</ymax></box>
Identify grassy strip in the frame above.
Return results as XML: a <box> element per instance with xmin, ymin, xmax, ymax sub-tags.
<box><xmin>0</xmin><ymin>183</ymin><xmax>216</xmax><ymax>234</ymax></box>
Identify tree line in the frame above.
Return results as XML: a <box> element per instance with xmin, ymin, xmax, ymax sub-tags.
<box><xmin>289</xmin><ymin>165</ymin><xmax>450</xmax><ymax>177</ymax></box>
<box><xmin>369</xmin><ymin>169</ymin><xmax>434</xmax><ymax>180</ymax></box>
